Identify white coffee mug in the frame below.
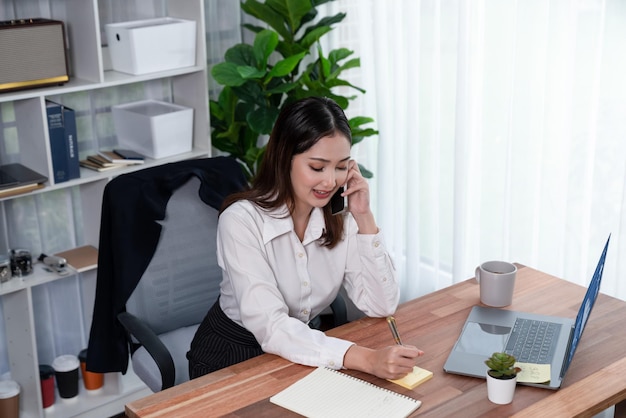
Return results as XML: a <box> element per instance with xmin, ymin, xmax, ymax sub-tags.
<box><xmin>475</xmin><ymin>261</ymin><xmax>517</xmax><ymax>307</ymax></box>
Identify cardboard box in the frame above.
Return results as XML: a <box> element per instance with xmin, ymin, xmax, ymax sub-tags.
<box><xmin>112</xmin><ymin>100</ymin><xmax>193</xmax><ymax>159</ymax></box>
<box><xmin>105</xmin><ymin>17</ymin><xmax>196</xmax><ymax>75</ymax></box>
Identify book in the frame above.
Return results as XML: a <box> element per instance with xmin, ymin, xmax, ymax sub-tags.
<box><xmin>97</xmin><ymin>150</ymin><xmax>144</xmax><ymax>165</ymax></box>
<box><xmin>270</xmin><ymin>367</ymin><xmax>421</xmax><ymax>418</ymax></box>
<box><xmin>55</xmin><ymin>245</ymin><xmax>98</xmax><ymax>272</ymax></box>
<box><xmin>388</xmin><ymin>366</ymin><xmax>433</xmax><ymax>389</ymax></box>
<box><xmin>46</xmin><ymin>101</ymin><xmax>69</xmax><ymax>183</ymax></box>
<box><xmin>87</xmin><ymin>154</ymin><xmax>123</xmax><ymax>168</ymax></box>
<box><xmin>62</xmin><ymin>106</ymin><xmax>80</xmax><ymax>180</ymax></box>
<box><xmin>0</xmin><ymin>182</ymin><xmax>45</xmax><ymax>199</ymax></box>
<box><xmin>79</xmin><ymin>159</ymin><xmax>125</xmax><ymax>172</ymax></box>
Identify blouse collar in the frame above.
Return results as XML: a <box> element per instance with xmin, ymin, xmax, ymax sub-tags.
<box><xmin>260</xmin><ymin>204</ymin><xmax>325</xmax><ymax>245</ymax></box>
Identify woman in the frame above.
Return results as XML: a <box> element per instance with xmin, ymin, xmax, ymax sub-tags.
<box><xmin>187</xmin><ymin>96</ymin><xmax>422</xmax><ymax>380</ymax></box>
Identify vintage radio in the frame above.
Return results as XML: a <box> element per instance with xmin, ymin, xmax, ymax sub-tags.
<box><xmin>0</xmin><ymin>18</ymin><xmax>69</xmax><ymax>93</ymax></box>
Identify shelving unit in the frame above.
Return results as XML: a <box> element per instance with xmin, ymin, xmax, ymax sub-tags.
<box><xmin>0</xmin><ymin>0</ymin><xmax>210</xmax><ymax>416</ymax></box>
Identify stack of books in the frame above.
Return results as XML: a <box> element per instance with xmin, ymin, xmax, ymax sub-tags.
<box><xmin>80</xmin><ymin>149</ymin><xmax>145</xmax><ymax>172</ymax></box>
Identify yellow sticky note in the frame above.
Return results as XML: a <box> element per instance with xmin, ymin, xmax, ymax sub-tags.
<box><xmin>515</xmin><ymin>362</ymin><xmax>551</xmax><ymax>384</ymax></box>
<box><xmin>388</xmin><ymin>366</ymin><xmax>433</xmax><ymax>389</ymax></box>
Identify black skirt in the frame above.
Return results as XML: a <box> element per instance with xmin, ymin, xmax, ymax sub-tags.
<box><xmin>187</xmin><ymin>299</ymin><xmax>264</xmax><ymax>379</ymax></box>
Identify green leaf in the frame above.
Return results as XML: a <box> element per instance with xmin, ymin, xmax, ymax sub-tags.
<box><xmin>238</xmin><ymin>65</ymin><xmax>267</xmax><ymax>80</ymax></box>
<box><xmin>230</xmin><ymin>83</ymin><xmax>264</xmax><ymax>107</ymax></box>
<box><xmin>275</xmin><ymin>40</ymin><xmax>308</xmax><ymax>60</ymax></box>
<box><xmin>242</xmin><ymin>124</ymin><xmax>261</xmax><ymax>151</ymax></box>
<box><xmin>248</xmin><ymin>106</ymin><xmax>280</xmax><ymax>134</ymax></box>
<box><xmin>234</xmin><ymin>101</ymin><xmax>256</xmax><ymax>126</ymax></box>
<box><xmin>352</xmin><ymin>127</ymin><xmax>379</xmax><ymax>137</ymax></box>
<box><xmin>352</xmin><ymin>129</ymin><xmax>379</xmax><ymax>146</ymax></box>
<box><xmin>212</xmin><ymin>62</ymin><xmax>247</xmax><ymax>87</ymax></box>
<box><xmin>327</xmin><ymin>94</ymin><xmax>349</xmax><ymax>109</ymax></box>
<box><xmin>266</xmin><ymin>0</ymin><xmax>312</xmax><ymax>33</ymax></box>
<box><xmin>319</xmin><ymin>55</ymin><xmax>331</xmax><ymax>79</ymax></box>
<box><xmin>268</xmin><ymin>52</ymin><xmax>307</xmax><ymax>78</ymax></box>
<box><xmin>242</xmin><ymin>0</ymin><xmax>292</xmax><ymax>41</ymax></box>
<box><xmin>299</xmin><ymin>26</ymin><xmax>332</xmax><ymax>50</ymax></box>
<box><xmin>224</xmin><ymin>44</ymin><xmax>256</xmax><ymax>66</ymax></box>
<box><xmin>349</xmin><ymin>116</ymin><xmax>375</xmax><ymax>129</ymax></box>
<box><xmin>265</xmin><ymin>82</ymin><xmax>299</xmax><ymax>95</ymax></box>
<box><xmin>358</xmin><ymin>163</ymin><xmax>373</xmax><ymax>179</ymax></box>
<box><xmin>212</xmin><ymin>135</ymin><xmax>240</xmax><ymax>155</ymax></box>
<box><xmin>216</xmin><ymin>87</ymin><xmax>238</xmax><ymax>120</ymax></box>
<box><xmin>302</xmin><ymin>12</ymin><xmax>346</xmax><ymax>37</ymax></box>
<box><xmin>331</xmin><ymin>57</ymin><xmax>361</xmax><ymax>78</ymax></box>
<box><xmin>328</xmin><ymin>48</ymin><xmax>353</xmax><ymax>65</ymax></box>
<box><xmin>253</xmin><ymin>30</ymin><xmax>279</xmax><ymax>69</ymax></box>
<box><xmin>209</xmin><ymin>100</ymin><xmax>224</xmax><ymax>122</ymax></box>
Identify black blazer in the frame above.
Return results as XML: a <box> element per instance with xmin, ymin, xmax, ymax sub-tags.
<box><xmin>86</xmin><ymin>157</ymin><xmax>247</xmax><ymax>373</ymax></box>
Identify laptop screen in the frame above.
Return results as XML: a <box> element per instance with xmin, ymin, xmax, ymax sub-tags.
<box><xmin>561</xmin><ymin>235</ymin><xmax>609</xmax><ymax>376</ymax></box>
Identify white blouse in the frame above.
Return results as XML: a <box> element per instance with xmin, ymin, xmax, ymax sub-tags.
<box><xmin>217</xmin><ymin>200</ymin><xmax>399</xmax><ymax>369</ymax></box>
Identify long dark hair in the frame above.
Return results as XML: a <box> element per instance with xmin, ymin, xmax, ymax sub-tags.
<box><xmin>222</xmin><ymin>96</ymin><xmax>352</xmax><ymax>248</ymax></box>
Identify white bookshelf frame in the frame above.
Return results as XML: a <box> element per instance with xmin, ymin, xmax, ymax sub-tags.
<box><xmin>0</xmin><ymin>0</ymin><xmax>210</xmax><ymax>416</ymax></box>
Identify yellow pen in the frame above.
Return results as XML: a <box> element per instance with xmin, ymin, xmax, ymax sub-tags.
<box><xmin>386</xmin><ymin>316</ymin><xmax>403</xmax><ymax>345</ymax></box>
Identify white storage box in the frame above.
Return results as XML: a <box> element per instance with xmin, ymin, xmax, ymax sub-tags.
<box><xmin>112</xmin><ymin>100</ymin><xmax>194</xmax><ymax>159</ymax></box>
<box><xmin>105</xmin><ymin>17</ymin><xmax>196</xmax><ymax>75</ymax></box>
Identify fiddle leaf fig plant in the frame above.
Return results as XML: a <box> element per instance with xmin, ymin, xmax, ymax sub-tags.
<box><xmin>209</xmin><ymin>0</ymin><xmax>378</xmax><ymax>180</ymax></box>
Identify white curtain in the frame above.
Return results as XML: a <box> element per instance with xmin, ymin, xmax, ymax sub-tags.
<box><xmin>333</xmin><ymin>0</ymin><xmax>626</xmax><ymax>302</ymax></box>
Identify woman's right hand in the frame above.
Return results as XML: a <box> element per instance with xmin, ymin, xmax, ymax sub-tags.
<box><xmin>344</xmin><ymin>344</ymin><xmax>424</xmax><ymax>380</ymax></box>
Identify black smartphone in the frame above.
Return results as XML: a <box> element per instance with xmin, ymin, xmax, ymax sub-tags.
<box><xmin>330</xmin><ymin>187</ymin><xmax>346</xmax><ymax>215</ymax></box>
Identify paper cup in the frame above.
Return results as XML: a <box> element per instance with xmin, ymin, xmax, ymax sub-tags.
<box><xmin>52</xmin><ymin>355</ymin><xmax>80</xmax><ymax>399</ymax></box>
<box><xmin>0</xmin><ymin>380</ymin><xmax>20</xmax><ymax>418</ymax></box>
<box><xmin>39</xmin><ymin>364</ymin><xmax>55</xmax><ymax>408</ymax></box>
<box><xmin>78</xmin><ymin>349</ymin><xmax>104</xmax><ymax>391</ymax></box>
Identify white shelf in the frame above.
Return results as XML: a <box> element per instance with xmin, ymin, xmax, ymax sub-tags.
<box><xmin>0</xmin><ymin>264</ymin><xmax>79</xmax><ymax>296</ymax></box>
<box><xmin>0</xmin><ymin>149</ymin><xmax>210</xmax><ymax>203</ymax></box>
<box><xmin>44</xmin><ymin>370</ymin><xmax>151</xmax><ymax>418</ymax></box>
<box><xmin>0</xmin><ymin>66</ymin><xmax>206</xmax><ymax>104</ymax></box>
<box><xmin>0</xmin><ymin>0</ymin><xmax>210</xmax><ymax>416</ymax></box>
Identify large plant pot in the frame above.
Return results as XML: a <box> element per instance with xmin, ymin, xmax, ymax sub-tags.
<box><xmin>486</xmin><ymin>373</ymin><xmax>517</xmax><ymax>404</ymax></box>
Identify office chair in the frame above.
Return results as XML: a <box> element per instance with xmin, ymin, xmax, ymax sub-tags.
<box><xmin>89</xmin><ymin>157</ymin><xmax>348</xmax><ymax>392</ymax></box>
<box><xmin>117</xmin><ymin>174</ymin><xmax>223</xmax><ymax>391</ymax></box>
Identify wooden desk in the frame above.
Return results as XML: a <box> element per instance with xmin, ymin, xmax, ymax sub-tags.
<box><xmin>126</xmin><ymin>265</ymin><xmax>626</xmax><ymax>417</ymax></box>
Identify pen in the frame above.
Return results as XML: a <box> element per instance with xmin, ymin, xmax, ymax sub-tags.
<box><xmin>386</xmin><ymin>316</ymin><xmax>403</xmax><ymax>345</ymax></box>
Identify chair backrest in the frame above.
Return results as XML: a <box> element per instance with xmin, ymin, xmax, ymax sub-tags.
<box><xmin>126</xmin><ymin>176</ymin><xmax>221</xmax><ymax>334</ymax></box>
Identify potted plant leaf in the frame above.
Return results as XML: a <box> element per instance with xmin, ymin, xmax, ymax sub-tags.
<box><xmin>209</xmin><ymin>0</ymin><xmax>378</xmax><ymax>180</ymax></box>
<box><xmin>484</xmin><ymin>352</ymin><xmax>522</xmax><ymax>404</ymax></box>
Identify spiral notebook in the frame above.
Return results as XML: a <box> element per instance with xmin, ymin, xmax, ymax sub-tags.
<box><xmin>270</xmin><ymin>367</ymin><xmax>421</xmax><ymax>418</ymax></box>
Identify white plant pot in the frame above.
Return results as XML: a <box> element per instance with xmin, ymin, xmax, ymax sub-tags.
<box><xmin>486</xmin><ymin>373</ymin><xmax>517</xmax><ymax>404</ymax></box>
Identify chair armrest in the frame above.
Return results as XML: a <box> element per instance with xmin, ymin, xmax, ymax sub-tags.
<box><xmin>117</xmin><ymin>311</ymin><xmax>175</xmax><ymax>391</ymax></box>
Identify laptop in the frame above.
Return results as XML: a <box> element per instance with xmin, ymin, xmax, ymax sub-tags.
<box><xmin>0</xmin><ymin>163</ymin><xmax>48</xmax><ymax>191</ymax></box>
<box><xmin>443</xmin><ymin>235</ymin><xmax>610</xmax><ymax>390</ymax></box>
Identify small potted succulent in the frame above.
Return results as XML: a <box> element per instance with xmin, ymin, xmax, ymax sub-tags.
<box><xmin>484</xmin><ymin>352</ymin><xmax>522</xmax><ymax>404</ymax></box>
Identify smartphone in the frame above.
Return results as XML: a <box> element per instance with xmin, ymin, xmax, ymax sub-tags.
<box><xmin>330</xmin><ymin>187</ymin><xmax>347</xmax><ymax>215</ymax></box>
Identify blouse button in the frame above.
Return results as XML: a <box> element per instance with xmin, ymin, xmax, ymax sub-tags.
<box><xmin>298</xmin><ymin>252</ymin><xmax>305</xmax><ymax>258</ymax></box>
<box><xmin>302</xmin><ymin>309</ymin><xmax>309</xmax><ymax>315</ymax></box>
<box><xmin>328</xmin><ymin>360</ymin><xmax>335</xmax><ymax>367</ymax></box>
<box><xmin>373</xmin><ymin>241</ymin><xmax>380</xmax><ymax>248</ymax></box>
<box><xmin>303</xmin><ymin>281</ymin><xmax>309</xmax><ymax>287</ymax></box>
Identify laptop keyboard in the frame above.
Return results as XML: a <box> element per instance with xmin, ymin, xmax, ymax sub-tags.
<box><xmin>504</xmin><ymin>318</ymin><xmax>561</xmax><ymax>363</ymax></box>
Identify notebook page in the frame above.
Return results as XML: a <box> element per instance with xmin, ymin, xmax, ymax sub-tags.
<box><xmin>270</xmin><ymin>367</ymin><xmax>421</xmax><ymax>418</ymax></box>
